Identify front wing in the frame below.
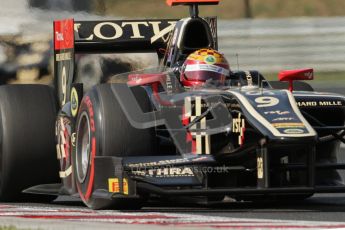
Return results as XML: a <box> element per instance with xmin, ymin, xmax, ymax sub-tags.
<box><xmin>90</xmin><ymin>152</ymin><xmax>345</xmax><ymax>201</ymax></box>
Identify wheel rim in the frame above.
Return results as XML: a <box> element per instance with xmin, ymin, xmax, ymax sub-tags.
<box><xmin>76</xmin><ymin>112</ymin><xmax>91</xmax><ymax>183</ymax></box>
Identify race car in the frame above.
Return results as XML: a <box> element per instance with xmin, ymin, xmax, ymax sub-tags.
<box><xmin>0</xmin><ymin>0</ymin><xmax>345</xmax><ymax>210</ymax></box>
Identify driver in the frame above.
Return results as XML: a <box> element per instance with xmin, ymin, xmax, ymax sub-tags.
<box><xmin>179</xmin><ymin>48</ymin><xmax>231</xmax><ymax>88</ymax></box>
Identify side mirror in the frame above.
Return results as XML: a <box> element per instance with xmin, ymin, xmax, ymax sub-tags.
<box><xmin>278</xmin><ymin>68</ymin><xmax>313</xmax><ymax>92</ymax></box>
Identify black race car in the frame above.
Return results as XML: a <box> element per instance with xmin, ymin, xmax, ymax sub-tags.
<box><xmin>0</xmin><ymin>0</ymin><xmax>345</xmax><ymax>210</ymax></box>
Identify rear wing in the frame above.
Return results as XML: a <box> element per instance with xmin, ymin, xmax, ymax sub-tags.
<box><xmin>76</xmin><ymin>19</ymin><xmax>177</xmax><ymax>53</ymax></box>
<box><xmin>74</xmin><ymin>20</ymin><xmax>178</xmax><ymax>53</ymax></box>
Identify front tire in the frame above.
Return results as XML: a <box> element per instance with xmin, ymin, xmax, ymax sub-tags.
<box><xmin>73</xmin><ymin>84</ymin><xmax>156</xmax><ymax>209</ymax></box>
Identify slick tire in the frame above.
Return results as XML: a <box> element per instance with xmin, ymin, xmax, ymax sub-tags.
<box><xmin>0</xmin><ymin>85</ymin><xmax>59</xmax><ymax>201</ymax></box>
<box><xmin>74</xmin><ymin>84</ymin><xmax>156</xmax><ymax>210</ymax></box>
<box><xmin>269</xmin><ymin>81</ymin><xmax>314</xmax><ymax>91</ymax></box>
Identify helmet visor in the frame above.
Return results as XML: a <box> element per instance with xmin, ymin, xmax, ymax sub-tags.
<box><xmin>184</xmin><ymin>64</ymin><xmax>230</xmax><ymax>82</ymax></box>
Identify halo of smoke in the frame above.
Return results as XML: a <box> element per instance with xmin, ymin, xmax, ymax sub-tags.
<box><xmin>75</xmin><ymin>53</ymin><xmax>157</xmax><ymax>92</ymax></box>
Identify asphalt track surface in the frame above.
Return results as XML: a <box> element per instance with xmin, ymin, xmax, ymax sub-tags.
<box><xmin>2</xmin><ymin>193</ymin><xmax>345</xmax><ymax>229</ymax></box>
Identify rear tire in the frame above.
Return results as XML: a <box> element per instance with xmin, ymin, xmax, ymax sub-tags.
<box><xmin>0</xmin><ymin>85</ymin><xmax>59</xmax><ymax>201</ymax></box>
<box><xmin>74</xmin><ymin>84</ymin><xmax>156</xmax><ymax>209</ymax></box>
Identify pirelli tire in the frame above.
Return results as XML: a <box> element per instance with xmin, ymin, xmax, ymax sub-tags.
<box><xmin>0</xmin><ymin>85</ymin><xmax>59</xmax><ymax>201</ymax></box>
<box><xmin>73</xmin><ymin>84</ymin><xmax>156</xmax><ymax>210</ymax></box>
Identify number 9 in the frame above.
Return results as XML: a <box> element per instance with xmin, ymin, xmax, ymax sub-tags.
<box><xmin>255</xmin><ymin>96</ymin><xmax>279</xmax><ymax>107</ymax></box>
<box><xmin>61</xmin><ymin>66</ymin><xmax>67</xmax><ymax>106</ymax></box>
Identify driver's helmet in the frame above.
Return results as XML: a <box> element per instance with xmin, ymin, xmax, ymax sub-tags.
<box><xmin>180</xmin><ymin>48</ymin><xmax>230</xmax><ymax>87</ymax></box>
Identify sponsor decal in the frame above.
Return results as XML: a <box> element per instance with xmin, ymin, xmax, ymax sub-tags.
<box><xmin>74</xmin><ymin>20</ymin><xmax>177</xmax><ymax>45</ymax></box>
<box><xmin>166</xmin><ymin>74</ymin><xmax>173</xmax><ymax>94</ymax></box>
<box><xmin>297</xmin><ymin>101</ymin><xmax>317</xmax><ymax>107</ymax></box>
<box><xmin>257</xmin><ymin>157</ymin><xmax>263</xmax><ymax>179</ymax></box>
<box><xmin>304</xmin><ymin>71</ymin><xmax>313</xmax><ymax>79</ymax></box>
<box><xmin>132</xmin><ymin>167</ymin><xmax>194</xmax><ymax>178</ymax></box>
<box><xmin>84</xmin><ymin>96</ymin><xmax>96</xmax><ymax>132</ymax></box>
<box><xmin>264</xmin><ymin>110</ymin><xmax>290</xmax><ymax>115</ymax></box>
<box><xmin>185</xmin><ymin>64</ymin><xmax>229</xmax><ymax>76</ymax></box>
<box><xmin>272</xmin><ymin>117</ymin><xmax>294</xmax><ymax>122</ymax></box>
<box><xmin>71</xmin><ymin>87</ymin><xmax>79</xmax><ymax>117</ymax></box>
<box><xmin>54</xmin><ymin>19</ymin><xmax>74</xmax><ymax>50</ymax></box>
<box><xmin>272</xmin><ymin>123</ymin><xmax>305</xmax><ymax>129</ymax></box>
<box><xmin>204</xmin><ymin>55</ymin><xmax>216</xmax><ymax>64</ymax></box>
<box><xmin>56</xmin><ymin>52</ymin><xmax>72</xmax><ymax>62</ymax></box>
<box><xmin>123</xmin><ymin>178</ymin><xmax>129</xmax><ymax>195</ymax></box>
<box><xmin>127</xmin><ymin>158</ymin><xmax>191</xmax><ymax>168</ymax></box>
<box><xmin>55</xmin><ymin>32</ymin><xmax>64</xmax><ymax>41</ymax></box>
<box><xmin>108</xmin><ymin>178</ymin><xmax>120</xmax><ymax>193</ymax></box>
<box><xmin>297</xmin><ymin>101</ymin><xmax>343</xmax><ymax>107</ymax></box>
<box><xmin>319</xmin><ymin>101</ymin><xmax>342</xmax><ymax>106</ymax></box>
<box><xmin>226</xmin><ymin>103</ymin><xmax>241</xmax><ymax>109</ymax></box>
<box><xmin>232</xmin><ymin>113</ymin><xmax>245</xmax><ymax>146</ymax></box>
<box><xmin>108</xmin><ymin>178</ymin><xmax>128</xmax><ymax>194</ymax></box>
<box><xmin>283</xmin><ymin>129</ymin><xmax>305</xmax><ymax>134</ymax></box>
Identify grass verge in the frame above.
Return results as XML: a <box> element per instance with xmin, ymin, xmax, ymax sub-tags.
<box><xmin>0</xmin><ymin>226</ymin><xmax>18</xmax><ymax>230</ymax></box>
